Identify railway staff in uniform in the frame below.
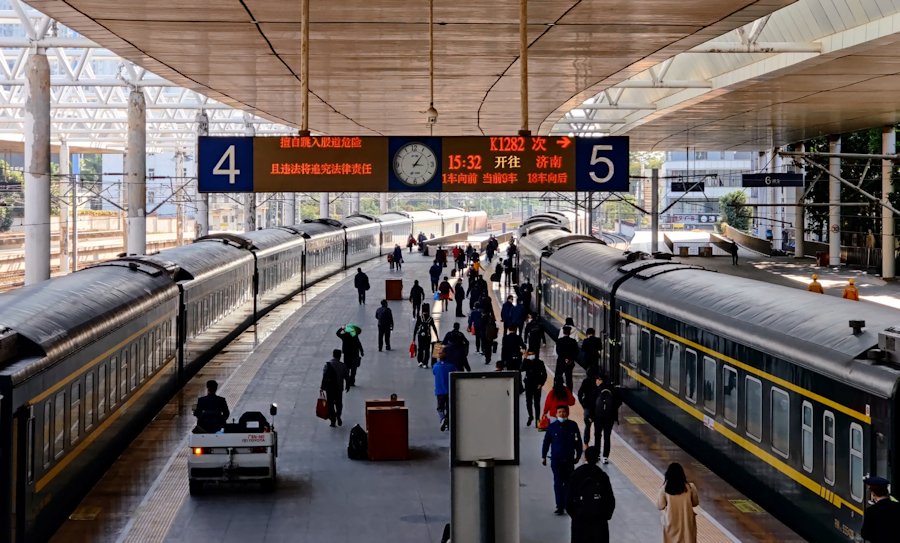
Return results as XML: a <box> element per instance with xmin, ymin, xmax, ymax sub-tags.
<box><xmin>194</xmin><ymin>380</ymin><xmax>230</xmax><ymax>433</ymax></box>
<box><xmin>542</xmin><ymin>405</ymin><xmax>583</xmax><ymax>515</ymax></box>
<box><xmin>354</xmin><ymin>268</ymin><xmax>370</xmax><ymax>304</ymax></box>
<box><xmin>861</xmin><ymin>476</ymin><xmax>900</xmax><ymax>543</ymax></box>
<box><xmin>807</xmin><ymin>273</ymin><xmax>824</xmax><ymax>294</ymax></box>
<box><xmin>843</xmin><ymin>278</ymin><xmax>860</xmax><ymax>301</ymax></box>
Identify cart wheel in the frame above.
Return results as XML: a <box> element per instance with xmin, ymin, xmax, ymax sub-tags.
<box><xmin>262</xmin><ymin>477</ymin><xmax>276</xmax><ymax>493</ymax></box>
<box><xmin>189</xmin><ymin>480</ymin><xmax>203</xmax><ymax>496</ymax></box>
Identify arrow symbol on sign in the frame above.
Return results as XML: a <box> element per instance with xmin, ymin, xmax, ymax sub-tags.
<box><xmin>555</xmin><ymin>137</ymin><xmax>572</xmax><ymax>149</ymax></box>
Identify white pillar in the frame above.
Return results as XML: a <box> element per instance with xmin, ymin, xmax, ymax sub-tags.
<box><xmin>380</xmin><ymin>193</ymin><xmax>388</xmax><ymax>214</ymax></box>
<box><xmin>195</xmin><ymin>110</ymin><xmax>209</xmax><ymax>237</ymax></box>
<box><xmin>126</xmin><ymin>88</ymin><xmax>147</xmax><ymax>255</ymax></box>
<box><xmin>794</xmin><ymin>143</ymin><xmax>805</xmax><ymax>259</ymax></box>
<box><xmin>351</xmin><ymin>192</ymin><xmax>361</xmax><ymax>215</ymax></box>
<box><xmin>883</xmin><ymin>127</ymin><xmax>896</xmax><ymax>280</ymax></box>
<box><xmin>284</xmin><ymin>193</ymin><xmax>296</xmax><ymax>226</ymax></box>
<box><xmin>175</xmin><ymin>148</ymin><xmax>185</xmax><ymax>246</ymax></box>
<box><xmin>772</xmin><ymin>148</ymin><xmax>783</xmax><ymax>251</ymax></box>
<box><xmin>828</xmin><ymin>135</ymin><xmax>841</xmax><ymax>266</ymax></box>
<box><xmin>320</xmin><ymin>193</ymin><xmax>330</xmax><ymax>218</ymax></box>
<box><xmin>58</xmin><ymin>140</ymin><xmax>70</xmax><ymax>274</ymax></box>
<box><xmin>24</xmin><ymin>50</ymin><xmax>51</xmax><ymax>284</ymax></box>
<box><xmin>650</xmin><ymin>168</ymin><xmax>659</xmax><ymax>253</ymax></box>
<box><xmin>244</xmin><ymin>121</ymin><xmax>256</xmax><ymax>232</ymax></box>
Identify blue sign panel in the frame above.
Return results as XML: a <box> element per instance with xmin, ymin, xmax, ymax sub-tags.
<box><xmin>387</xmin><ymin>137</ymin><xmax>443</xmax><ymax>192</ymax></box>
<box><xmin>575</xmin><ymin>136</ymin><xmax>630</xmax><ymax>192</ymax></box>
<box><xmin>198</xmin><ymin>136</ymin><xmax>254</xmax><ymax>192</ymax></box>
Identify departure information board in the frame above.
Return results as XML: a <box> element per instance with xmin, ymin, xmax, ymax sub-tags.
<box><xmin>198</xmin><ymin>135</ymin><xmax>629</xmax><ymax>193</ymax></box>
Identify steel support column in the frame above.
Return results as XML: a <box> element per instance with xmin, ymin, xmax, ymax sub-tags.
<box><xmin>125</xmin><ymin>88</ymin><xmax>147</xmax><ymax>255</ymax></box>
<box><xmin>244</xmin><ymin>122</ymin><xmax>256</xmax><ymax>232</ymax></box>
<box><xmin>351</xmin><ymin>193</ymin><xmax>360</xmax><ymax>215</ymax></box>
<box><xmin>58</xmin><ymin>139</ymin><xmax>70</xmax><ymax>274</ymax></box>
<box><xmin>794</xmin><ymin>143</ymin><xmax>805</xmax><ymax>259</ymax></box>
<box><xmin>651</xmin><ymin>168</ymin><xmax>659</xmax><ymax>253</ymax></box>
<box><xmin>175</xmin><ymin>148</ymin><xmax>185</xmax><ymax>245</ymax></box>
<box><xmin>380</xmin><ymin>193</ymin><xmax>388</xmax><ymax>214</ymax></box>
<box><xmin>24</xmin><ymin>49</ymin><xmax>51</xmax><ymax>284</ymax></box>
<box><xmin>772</xmin><ymin>148</ymin><xmax>783</xmax><ymax>251</ymax></box>
<box><xmin>195</xmin><ymin>110</ymin><xmax>209</xmax><ymax>237</ymax></box>
<box><xmin>320</xmin><ymin>193</ymin><xmax>330</xmax><ymax>218</ymax></box>
<box><xmin>883</xmin><ymin>127</ymin><xmax>896</xmax><ymax>280</ymax></box>
<box><xmin>829</xmin><ymin>136</ymin><xmax>841</xmax><ymax>266</ymax></box>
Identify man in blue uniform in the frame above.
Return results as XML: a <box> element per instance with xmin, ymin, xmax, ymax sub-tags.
<box><xmin>861</xmin><ymin>476</ymin><xmax>900</xmax><ymax>543</ymax></box>
<box><xmin>194</xmin><ymin>380</ymin><xmax>230</xmax><ymax>433</ymax></box>
<box><xmin>542</xmin><ymin>405</ymin><xmax>583</xmax><ymax>515</ymax></box>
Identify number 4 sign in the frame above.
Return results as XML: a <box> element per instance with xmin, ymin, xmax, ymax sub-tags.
<box><xmin>198</xmin><ymin>136</ymin><xmax>254</xmax><ymax>192</ymax></box>
<box><xmin>575</xmin><ymin>136</ymin><xmax>630</xmax><ymax>192</ymax></box>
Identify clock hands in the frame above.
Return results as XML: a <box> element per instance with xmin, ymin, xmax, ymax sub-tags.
<box><xmin>412</xmin><ymin>153</ymin><xmax>423</xmax><ymax>168</ymax></box>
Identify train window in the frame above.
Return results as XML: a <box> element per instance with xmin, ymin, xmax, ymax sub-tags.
<box><xmin>801</xmin><ymin>401</ymin><xmax>813</xmax><ymax>472</ymax></box>
<box><xmin>745</xmin><ymin>377</ymin><xmax>762</xmax><ymax>441</ymax></box>
<box><xmin>771</xmin><ymin>388</ymin><xmax>790</xmax><ymax>458</ymax></box>
<box><xmin>138</xmin><ymin>337</ymin><xmax>146</xmax><ymax>381</ymax></box>
<box><xmin>850</xmin><ymin>423</ymin><xmax>864</xmax><ymax>502</ymax></box>
<box><xmin>722</xmin><ymin>366</ymin><xmax>738</xmax><ymax>427</ymax></box>
<box><xmin>120</xmin><ymin>353</ymin><xmax>129</xmax><ymax>401</ymax></box>
<box><xmin>54</xmin><ymin>391</ymin><xmax>65</xmax><ymax>458</ymax></box>
<box><xmin>639</xmin><ymin>329</ymin><xmax>651</xmax><ymax>375</ymax></box>
<box><xmin>43</xmin><ymin>402</ymin><xmax>51</xmax><ymax>467</ymax></box>
<box><xmin>667</xmin><ymin>342</ymin><xmax>681</xmax><ymax>393</ymax></box>
<box><xmin>824</xmin><ymin>411</ymin><xmax>835</xmax><ymax>485</ymax></box>
<box><xmin>70</xmin><ymin>383</ymin><xmax>80</xmax><ymax>445</ymax></box>
<box><xmin>702</xmin><ymin>357</ymin><xmax>716</xmax><ymax>414</ymax></box>
<box><xmin>625</xmin><ymin>321</ymin><xmax>637</xmax><ymax>367</ymax></box>
<box><xmin>109</xmin><ymin>358</ymin><xmax>118</xmax><ymax>408</ymax></box>
<box><xmin>26</xmin><ymin>414</ymin><xmax>35</xmax><ymax>482</ymax></box>
<box><xmin>652</xmin><ymin>334</ymin><xmax>665</xmax><ymax>384</ymax></box>
<box><xmin>130</xmin><ymin>344</ymin><xmax>138</xmax><ymax>390</ymax></box>
<box><xmin>684</xmin><ymin>350</ymin><xmax>698</xmax><ymax>403</ymax></box>
<box><xmin>85</xmin><ymin>373</ymin><xmax>94</xmax><ymax>430</ymax></box>
<box><xmin>97</xmin><ymin>364</ymin><xmax>107</xmax><ymax>417</ymax></box>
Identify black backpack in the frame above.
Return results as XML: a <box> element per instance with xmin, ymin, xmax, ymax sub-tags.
<box><xmin>598</xmin><ymin>388</ymin><xmax>617</xmax><ymax>421</ymax></box>
<box><xmin>568</xmin><ymin>473</ymin><xmax>612</xmax><ymax>520</ymax></box>
<box><xmin>348</xmin><ymin>424</ymin><xmax>368</xmax><ymax>460</ymax></box>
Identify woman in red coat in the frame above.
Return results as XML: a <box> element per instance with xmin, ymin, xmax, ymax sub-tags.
<box><xmin>543</xmin><ymin>380</ymin><xmax>576</xmax><ymax>419</ymax></box>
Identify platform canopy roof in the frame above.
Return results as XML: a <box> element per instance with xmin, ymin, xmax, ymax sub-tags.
<box><xmin>20</xmin><ymin>0</ymin><xmax>900</xmax><ymax>150</ymax></box>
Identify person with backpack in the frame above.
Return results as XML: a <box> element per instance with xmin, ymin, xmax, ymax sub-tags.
<box><xmin>438</xmin><ymin>276</ymin><xmax>453</xmax><ymax>312</ymax></box>
<box><xmin>409</xmin><ymin>280</ymin><xmax>425</xmax><ymax>319</ymax></box>
<box><xmin>482</xmin><ymin>317</ymin><xmax>499</xmax><ymax>366</ymax></box>
<box><xmin>500</xmin><ymin>325</ymin><xmax>525</xmax><ymax>388</ymax></box>
<box><xmin>468</xmin><ymin>306</ymin><xmax>484</xmax><ymax>354</ymax></box>
<box><xmin>521</xmin><ymin>354</ymin><xmax>547</xmax><ymax>426</ymax></box>
<box><xmin>566</xmin><ymin>446</ymin><xmax>615</xmax><ymax>543</ymax></box>
<box><xmin>354</xmin><ymin>268</ymin><xmax>370</xmax><ymax>305</ymax></box>
<box><xmin>656</xmin><ymin>462</ymin><xmax>700</xmax><ymax>543</ymax></box>
<box><xmin>577</xmin><ymin>369</ymin><xmax>599</xmax><ymax>445</ymax></box>
<box><xmin>579</xmin><ymin>328</ymin><xmax>603</xmax><ymax>373</ymax></box>
<box><xmin>591</xmin><ymin>373</ymin><xmax>621</xmax><ymax>464</ymax></box>
<box><xmin>442</xmin><ymin>322</ymin><xmax>471</xmax><ymax>371</ymax></box>
<box><xmin>542</xmin><ymin>405</ymin><xmax>583</xmax><ymax>515</ymax></box>
<box><xmin>336</xmin><ymin>325</ymin><xmax>364</xmax><ymax>387</ymax></box>
<box><xmin>320</xmin><ymin>349</ymin><xmax>349</xmax><ymax>427</ymax></box>
<box><xmin>524</xmin><ymin>313</ymin><xmax>546</xmax><ymax>355</ymax></box>
<box><xmin>432</xmin><ymin>356</ymin><xmax>454</xmax><ymax>431</ymax></box>
<box><xmin>392</xmin><ymin>244</ymin><xmax>404</xmax><ymax>271</ymax></box>
<box><xmin>429</xmin><ymin>261</ymin><xmax>442</xmax><ymax>293</ymax></box>
<box><xmin>375</xmin><ymin>300</ymin><xmax>394</xmax><ymax>352</ymax></box>
<box><xmin>414</xmin><ymin>304</ymin><xmax>439</xmax><ymax>368</ymax></box>
<box><xmin>454</xmin><ymin>279</ymin><xmax>466</xmax><ymax>317</ymax></box>
<box><xmin>500</xmin><ymin>295</ymin><xmax>515</xmax><ymax>335</ymax></box>
<box><xmin>556</xmin><ymin>325</ymin><xmax>580</xmax><ymax>390</ymax></box>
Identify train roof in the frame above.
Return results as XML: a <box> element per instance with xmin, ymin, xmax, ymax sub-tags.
<box><xmin>137</xmin><ymin>239</ymin><xmax>253</xmax><ymax>282</ymax></box>
<box><xmin>0</xmin><ymin>262</ymin><xmax>176</xmax><ymax>381</ymax></box>
<box><xmin>620</xmin><ymin>267</ymin><xmax>900</xmax><ymax>397</ymax></box>
<box><xmin>428</xmin><ymin>208</ymin><xmax>466</xmax><ymax>219</ymax></box>
<box><xmin>340</xmin><ymin>216</ymin><xmax>377</xmax><ymax>229</ymax></box>
<box><xmin>377</xmin><ymin>212</ymin><xmax>412</xmax><ymax>226</ymax></box>
<box><xmin>282</xmin><ymin>221</ymin><xmax>342</xmax><ymax>238</ymax></box>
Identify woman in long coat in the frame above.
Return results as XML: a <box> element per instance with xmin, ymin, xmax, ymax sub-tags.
<box><xmin>656</xmin><ymin>462</ymin><xmax>699</xmax><ymax>543</ymax></box>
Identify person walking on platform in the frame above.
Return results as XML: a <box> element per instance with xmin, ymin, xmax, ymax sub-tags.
<box><xmin>504</xmin><ymin>257</ymin><xmax>515</xmax><ymax>287</ymax></box>
<box><xmin>525</xmin><ymin>313</ymin><xmax>546</xmax><ymax>355</ymax></box>
<box><xmin>455</xmin><ymin>249</ymin><xmax>466</xmax><ymax>272</ymax></box>
<box><xmin>656</xmin><ymin>462</ymin><xmax>700</xmax><ymax>543</ymax></box>
<box><xmin>522</xmin><ymin>354</ymin><xmax>547</xmax><ymax>426</ymax></box>
<box><xmin>429</xmin><ymin>261</ymin><xmax>442</xmax><ymax>293</ymax></box>
<box><xmin>409</xmin><ymin>280</ymin><xmax>425</xmax><ymax>319</ymax></box>
<box><xmin>468</xmin><ymin>306</ymin><xmax>484</xmax><ymax>354</ymax></box>
<box><xmin>467</xmin><ymin>273</ymin><xmax>483</xmax><ymax>310</ymax></box>
<box><xmin>729</xmin><ymin>241</ymin><xmax>739</xmax><ymax>265</ymax></box>
<box><xmin>843</xmin><ymin>278</ymin><xmax>860</xmax><ymax>301</ymax></box>
<box><xmin>417</xmin><ymin>231</ymin><xmax>427</xmax><ymax>251</ymax></box>
<box><xmin>861</xmin><ymin>476</ymin><xmax>900</xmax><ymax>543</ymax></box>
<box><xmin>407</xmin><ymin>234</ymin><xmax>416</xmax><ymax>253</ymax></box>
<box><xmin>465</xmin><ymin>243</ymin><xmax>475</xmax><ymax>264</ymax></box>
<box><xmin>392</xmin><ymin>244</ymin><xmax>404</xmax><ymax>271</ymax></box>
<box><xmin>415</xmin><ymin>304</ymin><xmax>439</xmax><ymax>368</ymax></box>
<box><xmin>320</xmin><ymin>349</ymin><xmax>349</xmax><ymax>428</ymax></box>
<box><xmin>486</xmin><ymin>236</ymin><xmax>496</xmax><ymax>262</ymax></box>
<box><xmin>577</xmin><ymin>369</ymin><xmax>599</xmax><ymax>445</ymax></box>
<box><xmin>808</xmin><ymin>274</ymin><xmax>824</xmax><ymax>294</ymax></box>
<box><xmin>501</xmin><ymin>295</ymin><xmax>515</xmax><ymax>335</ymax></box>
<box><xmin>566</xmin><ymin>446</ymin><xmax>616</xmax><ymax>543</ymax></box>
<box><xmin>580</xmin><ymin>328</ymin><xmax>602</xmax><ymax>373</ymax></box>
<box><xmin>483</xmin><ymin>317</ymin><xmax>499</xmax><ymax>366</ymax></box>
<box><xmin>436</xmin><ymin>246</ymin><xmax>448</xmax><ymax>268</ymax></box>
<box><xmin>519</xmin><ymin>279</ymin><xmax>534</xmax><ymax>311</ymax></box>
<box><xmin>193</xmin><ymin>379</ymin><xmax>230</xmax><ymax>433</ymax></box>
<box><xmin>443</xmin><ymin>322</ymin><xmax>471</xmax><ymax>372</ymax></box>
<box><xmin>438</xmin><ymin>276</ymin><xmax>452</xmax><ymax>312</ymax></box>
<box><xmin>556</xmin><ymin>326</ymin><xmax>580</xmax><ymax>391</ymax></box>
<box><xmin>511</xmin><ymin>298</ymin><xmax>527</xmax><ymax>336</ymax></box>
<box><xmin>559</xmin><ymin>316</ymin><xmax>579</xmax><ymax>339</ymax></box>
<box><xmin>454</xmin><ymin>279</ymin><xmax>466</xmax><ymax>317</ymax></box>
<box><xmin>590</xmin><ymin>373</ymin><xmax>620</xmax><ymax>464</ymax></box>
<box><xmin>354</xmin><ymin>268</ymin><xmax>370</xmax><ymax>305</ymax></box>
<box><xmin>543</xmin><ymin>380</ymin><xmax>576</xmax><ymax>420</ymax></box>
<box><xmin>542</xmin><ymin>405</ymin><xmax>583</xmax><ymax>515</ymax></box>
<box><xmin>375</xmin><ymin>300</ymin><xmax>394</xmax><ymax>352</ymax></box>
<box><xmin>500</xmin><ymin>325</ymin><xmax>526</xmax><ymax>388</ymax></box>
<box><xmin>433</xmin><ymin>355</ymin><xmax>454</xmax><ymax>431</ymax></box>
<box><xmin>336</xmin><ymin>325</ymin><xmax>364</xmax><ymax>387</ymax></box>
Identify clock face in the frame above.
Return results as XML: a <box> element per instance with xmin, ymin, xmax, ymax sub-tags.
<box><xmin>393</xmin><ymin>142</ymin><xmax>437</xmax><ymax>187</ymax></box>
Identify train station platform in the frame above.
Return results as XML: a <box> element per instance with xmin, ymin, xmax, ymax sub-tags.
<box><xmin>52</xmin><ymin>250</ymin><xmax>800</xmax><ymax>543</ymax></box>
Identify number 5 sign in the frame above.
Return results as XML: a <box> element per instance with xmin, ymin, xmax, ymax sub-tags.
<box><xmin>198</xmin><ymin>136</ymin><xmax>254</xmax><ymax>192</ymax></box>
<box><xmin>575</xmin><ymin>136</ymin><xmax>630</xmax><ymax>192</ymax></box>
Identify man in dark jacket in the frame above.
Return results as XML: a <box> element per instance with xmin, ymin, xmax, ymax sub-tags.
<box><xmin>375</xmin><ymin>300</ymin><xmax>394</xmax><ymax>351</ymax></box>
<box><xmin>454</xmin><ymin>279</ymin><xmax>466</xmax><ymax>317</ymax></box>
<box><xmin>500</xmin><ymin>295</ymin><xmax>515</xmax><ymax>335</ymax></box>
<box><xmin>577</xmin><ymin>369</ymin><xmax>599</xmax><ymax>445</ymax></box>
<box><xmin>429</xmin><ymin>261</ymin><xmax>442</xmax><ymax>292</ymax></box>
<box><xmin>519</xmin><ymin>280</ymin><xmax>534</xmax><ymax>311</ymax></box>
<box><xmin>566</xmin><ymin>446</ymin><xmax>615</xmax><ymax>543</ymax></box>
<box><xmin>525</xmin><ymin>313</ymin><xmax>545</xmax><ymax>355</ymax></box>
<box><xmin>336</xmin><ymin>326</ymin><xmax>364</xmax><ymax>387</ymax></box>
<box><xmin>542</xmin><ymin>405</ymin><xmax>583</xmax><ymax>515</ymax></box>
<box><xmin>500</xmin><ymin>326</ymin><xmax>526</xmax><ymax>388</ymax></box>
<box><xmin>556</xmin><ymin>326</ymin><xmax>580</xmax><ymax>390</ymax></box>
<box><xmin>467</xmin><ymin>273</ymin><xmax>483</xmax><ymax>310</ymax></box>
<box><xmin>320</xmin><ymin>349</ymin><xmax>349</xmax><ymax>427</ymax></box>
<box><xmin>392</xmin><ymin>244</ymin><xmax>403</xmax><ymax>271</ymax></box>
<box><xmin>442</xmin><ymin>322</ymin><xmax>470</xmax><ymax>372</ymax></box>
<box><xmin>468</xmin><ymin>307</ymin><xmax>484</xmax><ymax>354</ymax></box>
<box><xmin>194</xmin><ymin>380</ymin><xmax>230</xmax><ymax>433</ymax></box>
<box><xmin>522</xmin><ymin>355</ymin><xmax>547</xmax><ymax>426</ymax></box>
<box><xmin>409</xmin><ymin>280</ymin><xmax>425</xmax><ymax>319</ymax></box>
<box><xmin>579</xmin><ymin>328</ymin><xmax>603</xmax><ymax>372</ymax></box>
<box><xmin>354</xmin><ymin>268</ymin><xmax>370</xmax><ymax>304</ymax></box>
<box><xmin>510</xmin><ymin>298</ymin><xmax>527</xmax><ymax>336</ymax></box>
<box><xmin>590</xmin><ymin>373</ymin><xmax>620</xmax><ymax>464</ymax></box>
<box><xmin>861</xmin><ymin>476</ymin><xmax>900</xmax><ymax>543</ymax></box>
